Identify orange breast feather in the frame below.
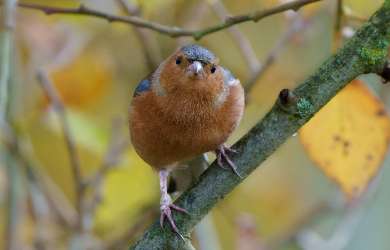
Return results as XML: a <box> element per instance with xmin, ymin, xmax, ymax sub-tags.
<box><xmin>129</xmin><ymin>83</ymin><xmax>244</xmax><ymax>169</ymax></box>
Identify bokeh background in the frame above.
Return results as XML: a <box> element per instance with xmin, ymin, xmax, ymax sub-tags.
<box><xmin>1</xmin><ymin>0</ymin><xmax>390</xmax><ymax>249</ymax></box>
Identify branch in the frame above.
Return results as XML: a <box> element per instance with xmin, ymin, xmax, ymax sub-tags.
<box><xmin>115</xmin><ymin>0</ymin><xmax>162</xmax><ymax>70</ymax></box>
<box><xmin>130</xmin><ymin>1</ymin><xmax>390</xmax><ymax>249</ymax></box>
<box><xmin>176</xmin><ymin>1</ymin><xmax>209</xmax><ymax>46</ymax></box>
<box><xmin>332</xmin><ymin>0</ymin><xmax>344</xmax><ymax>51</ymax></box>
<box><xmin>36</xmin><ymin>70</ymin><xmax>84</xmax><ymax>231</ymax></box>
<box><xmin>82</xmin><ymin>119</ymin><xmax>129</xmax><ymax>233</ymax></box>
<box><xmin>245</xmin><ymin>14</ymin><xmax>309</xmax><ymax>92</ymax></box>
<box><xmin>0</xmin><ymin>0</ymin><xmax>16</xmax><ymax>121</ymax></box>
<box><xmin>208</xmin><ymin>0</ymin><xmax>260</xmax><ymax>73</ymax></box>
<box><xmin>84</xmin><ymin>119</ymin><xmax>129</xmax><ymax>189</ymax></box>
<box><xmin>0</xmin><ymin>119</ymin><xmax>78</xmax><ymax>229</ymax></box>
<box><xmin>1</xmin><ymin>1</ymin><xmax>19</xmax><ymax>250</ymax></box>
<box><xmin>18</xmin><ymin>0</ymin><xmax>322</xmax><ymax>40</ymax></box>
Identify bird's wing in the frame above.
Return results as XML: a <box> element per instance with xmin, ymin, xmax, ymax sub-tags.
<box><xmin>133</xmin><ymin>76</ymin><xmax>152</xmax><ymax>97</ymax></box>
<box><xmin>222</xmin><ymin>67</ymin><xmax>240</xmax><ymax>87</ymax></box>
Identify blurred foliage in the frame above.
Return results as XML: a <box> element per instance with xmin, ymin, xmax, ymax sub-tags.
<box><xmin>48</xmin><ymin>49</ymin><xmax>113</xmax><ymax>108</ymax></box>
<box><xmin>1</xmin><ymin>0</ymin><xmax>390</xmax><ymax>250</ymax></box>
<box><xmin>344</xmin><ymin>0</ymin><xmax>383</xmax><ymax>17</ymax></box>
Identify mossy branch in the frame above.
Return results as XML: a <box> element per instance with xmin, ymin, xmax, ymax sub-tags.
<box><xmin>130</xmin><ymin>1</ymin><xmax>390</xmax><ymax>249</ymax></box>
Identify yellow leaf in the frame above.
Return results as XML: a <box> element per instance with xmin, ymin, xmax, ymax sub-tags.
<box><xmin>46</xmin><ymin>49</ymin><xmax>113</xmax><ymax>108</ymax></box>
<box><xmin>94</xmin><ymin>151</ymin><xmax>157</xmax><ymax>235</ymax></box>
<box><xmin>299</xmin><ymin>80</ymin><xmax>390</xmax><ymax>197</ymax></box>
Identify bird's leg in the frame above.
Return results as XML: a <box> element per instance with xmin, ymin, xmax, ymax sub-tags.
<box><xmin>159</xmin><ymin>169</ymin><xmax>188</xmax><ymax>239</ymax></box>
<box><xmin>215</xmin><ymin>145</ymin><xmax>242</xmax><ymax>178</ymax></box>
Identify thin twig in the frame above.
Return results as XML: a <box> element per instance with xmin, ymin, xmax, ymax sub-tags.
<box><xmin>333</xmin><ymin>0</ymin><xmax>344</xmax><ymax>51</ymax></box>
<box><xmin>245</xmin><ymin>15</ymin><xmax>308</xmax><ymax>92</ymax></box>
<box><xmin>84</xmin><ymin>143</ymin><xmax>128</xmax><ymax>191</ymax></box>
<box><xmin>28</xmin><ymin>173</ymin><xmax>53</xmax><ymax>250</ymax></box>
<box><xmin>36</xmin><ymin>69</ymin><xmax>84</xmax><ymax>231</ymax></box>
<box><xmin>177</xmin><ymin>1</ymin><xmax>209</xmax><ymax>46</ymax></box>
<box><xmin>2</xmin><ymin>129</ymin><xmax>72</xmax><ymax>250</ymax></box>
<box><xmin>0</xmin><ymin>0</ymin><xmax>17</xmax><ymax>122</ymax></box>
<box><xmin>335</xmin><ymin>0</ymin><xmax>343</xmax><ymax>33</ymax></box>
<box><xmin>0</xmin><ymin>119</ymin><xmax>77</xmax><ymax>229</ymax></box>
<box><xmin>4</xmin><ymin>153</ymin><xmax>21</xmax><ymax>250</ymax></box>
<box><xmin>84</xmin><ymin>119</ymin><xmax>128</xmax><ymax>186</ymax></box>
<box><xmin>37</xmin><ymin>168</ymin><xmax>77</xmax><ymax>228</ymax></box>
<box><xmin>116</xmin><ymin>0</ymin><xmax>162</xmax><ymax>70</ymax></box>
<box><xmin>83</xmin><ymin>119</ymin><xmax>129</xmax><ymax>226</ymax></box>
<box><xmin>1</xmin><ymin>125</ymin><xmax>21</xmax><ymax>250</ymax></box>
<box><xmin>36</xmin><ymin>72</ymin><xmax>128</xmax><ymax>246</ymax></box>
<box><xmin>0</xmin><ymin>30</ymin><xmax>11</xmax><ymax>120</ymax></box>
<box><xmin>207</xmin><ymin>0</ymin><xmax>260</xmax><ymax>73</ymax></box>
<box><xmin>1</xmin><ymin>1</ymin><xmax>19</xmax><ymax>250</ymax></box>
<box><xmin>18</xmin><ymin>136</ymin><xmax>77</xmax><ymax>228</ymax></box>
<box><xmin>18</xmin><ymin>0</ymin><xmax>322</xmax><ymax>40</ymax></box>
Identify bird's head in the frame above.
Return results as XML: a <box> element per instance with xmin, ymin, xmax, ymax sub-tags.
<box><xmin>155</xmin><ymin>44</ymin><xmax>224</xmax><ymax>95</ymax></box>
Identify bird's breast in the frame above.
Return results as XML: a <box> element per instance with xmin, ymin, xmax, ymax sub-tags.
<box><xmin>129</xmin><ymin>85</ymin><xmax>244</xmax><ymax>168</ymax></box>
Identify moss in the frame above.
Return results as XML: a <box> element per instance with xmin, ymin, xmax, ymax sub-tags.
<box><xmin>359</xmin><ymin>40</ymin><xmax>389</xmax><ymax>68</ymax></box>
<box><xmin>297</xmin><ymin>98</ymin><xmax>314</xmax><ymax>118</ymax></box>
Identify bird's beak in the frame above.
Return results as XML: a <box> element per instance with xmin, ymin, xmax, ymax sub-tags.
<box><xmin>188</xmin><ymin>61</ymin><xmax>203</xmax><ymax>76</ymax></box>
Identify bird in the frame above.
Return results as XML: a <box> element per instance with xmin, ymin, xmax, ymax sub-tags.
<box><xmin>129</xmin><ymin>44</ymin><xmax>245</xmax><ymax>237</ymax></box>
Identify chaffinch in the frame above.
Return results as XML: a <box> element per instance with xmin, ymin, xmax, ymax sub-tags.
<box><xmin>129</xmin><ymin>44</ymin><xmax>245</xmax><ymax>237</ymax></box>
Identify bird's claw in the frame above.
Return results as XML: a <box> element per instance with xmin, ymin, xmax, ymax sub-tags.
<box><xmin>215</xmin><ymin>145</ymin><xmax>243</xmax><ymax>178</ymax></box>
<box><xmin>160</xmin><ymin>203</ymin><xmax>188</xmax><ymax>240</ymax></box>
<box><xmin>224</xmin><ymin>147</ymin><xmax>238</xmax><ymax>154</ymax></box>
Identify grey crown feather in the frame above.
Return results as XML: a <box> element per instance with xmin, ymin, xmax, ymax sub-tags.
<box><xmin>180</xmin><ymin>44</ymin><xmax>216</xmax><ymax>64</ymax></box>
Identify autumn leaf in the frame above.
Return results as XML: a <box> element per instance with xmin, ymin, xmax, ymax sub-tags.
<box><xmin>299</xmin><ymin>80</ymin><xmax>390</xmax><ymax>197</ymax></box>
<box><xmin>94</xmin><ymin>153</ymin><xmax>157</xmax><ymax>235</ymax></box>
<box><xmin>44</xmin><ymin>49</ymin><xmax>113</xmax><ymax>108</ymax></box>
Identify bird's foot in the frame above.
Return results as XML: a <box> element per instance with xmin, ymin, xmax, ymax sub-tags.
<box><xmin>160</xmin><ymin>197</ymin><xmax>188</xmax><ymax>240</ymax></box>
<box><xmin>159</xmin><ymin>169</ymin><xmax>189</xmax><ymax>239</ymax></box>
<box><xmin>215</xmin><ymin>145</ymin><xmax>242</xmax><ymax>178</ymax></box>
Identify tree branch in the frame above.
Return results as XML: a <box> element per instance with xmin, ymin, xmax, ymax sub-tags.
<box><xmin>208</xmin><ymin>0</ymin><xmax>260</xmax><ymax>73</ymax></box>
<box><xmin>115</xmin><ymin>0</ymin><xmax>162</xmax><ymax>70</ymax></box>
<box><xmin>245</xmin><ymin>14</ymin><xmax>309</xmax><ymax>92</ymax></box>
<box><xmin>130</xmin><ymin>1</ymin><xmax>390</xmax><ymax>249</ymax></box>
<box><xmin>17</xmin><ymin>0</ymin><xmax>321</xmax><ymax>40</ymax></box>
<box><xmin>1</xmin><ymin>1</ymin><xmax>19</xmax><ymax>250</ymax></box>
<box><xmin>36</xmin><ymin>69</ymin><xmax>84</xmax><ymax>232</ymax></box>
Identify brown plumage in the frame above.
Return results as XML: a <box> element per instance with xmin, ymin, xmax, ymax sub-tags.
<box><xmin>129</xmin><ymin>44</ymin><xmax>244</xmax><ymax>237</ymax></box>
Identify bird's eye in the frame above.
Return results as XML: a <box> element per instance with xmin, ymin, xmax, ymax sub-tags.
<box><xmin>176</xmin><ymin>57</ymin><xmax>182</xmax><ymax>65</ymax></box>
<box><xmin>211</xmin><ymin>66</ymin><xmax>216</xmax><ymax>74</ymax></box>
